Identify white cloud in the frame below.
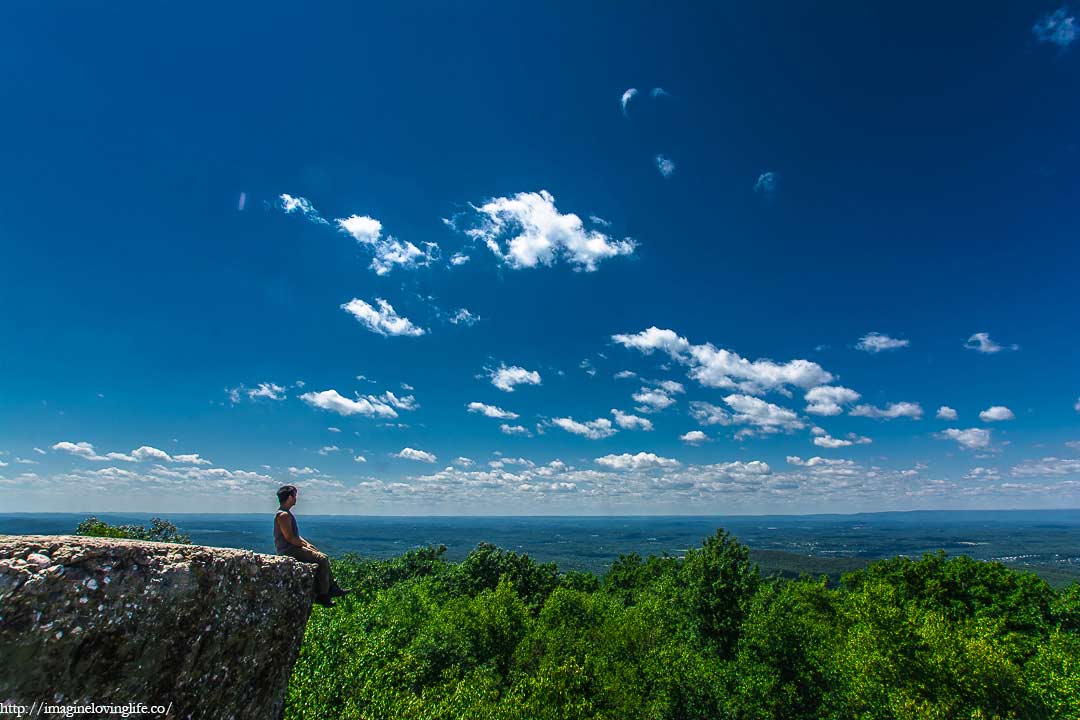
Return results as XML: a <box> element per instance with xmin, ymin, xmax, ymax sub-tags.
<box><xmin>378</xmin><ymin>391</ymin><xmax>419</xmax><ymax>411</ymax></box>
<box><xmin>341</xmin><ymin>298</ymin><xmax>426</xmax><ymax>337</ymax></box>
<box><xmin>979</xmin><ymin>406</ymin><xmax>1015</xmax><ymax>422</ymax></box>
<box><xmin>651</xmin><ymin>379</ymin><xmax>685</xmax><ymax>394</ymax></box>
<box><xmin>328</xmin><ymin>427</ymin><xmax>341</xmax><ymax>433</ymax></box>
<box><xmin>552</xmin><ymin>417</ymin><xmax>617</xmax><ymax>439</ymax></box>
<box><xmin>299</xmin><ymin>389</ymin><xmax>399</xmax><ymax>418</ymax></box>
<box><xmin>936</xmin><ymin>406</ymin><xmax>958</xmax><ymax>420</ymax></box>
<box><xmin>754</xmin><ymin>172</ymin><xmax>778</xmax><ymax>198</ymax></box>
<box><xmin>463</xmin><ymin>190</ymin><xmax>635</xmax><ymax>272</ymax></box>
<box><xmin>856</xmin><ymin>332</ymin><xmax>910</xmax><ymax>353</ymax></box>
<box><xmin>1033</xmin><ymin>7</ymin><xmax>1077</xmax><ymax>48</ymax></box>
<box><xmin>805</xmin><ymin>385</ymin><xmax>861</xmax><ymax>416</ymax></box>
<box><xmin>288</xmin><ymin>466</ymin><xmax>319</xmax><ymax>475</ymax></box>
<box><xmin>500</xmin><ymin>424</ymin><xmax>533</xmax><ymax>437</ymax></box>
<box><xmin>449</xmin><ymin>308</ymin><xmax>479</xmax><ymax>326</ymax></box>
<box><xmin>850</xmin><ymin>402</ymin><xmax>923</xmax><ymax>420</ymax></box>
<box><xmin>612</xmin><ymin>327</ymin><xmax>691</xmax><ymax>356</ymax></box>
<box><xmin>681</xmin><ymin>430</ymin><xmax>708</xmax><ymax>445</ymax></box>
<box><xmin>130</xmin><ymin>446</ymin><xmax>172</xmax><ymax>462</ymax></box>
<box><xmin>633</xmin><ymin>387</ymin><xmax>676</xmax><ymax>413</ymax></box>
<box><xmin>964</xmin><ymin>332</ymin><xmax>1018</xmax><ymax>354</ymax></box>
<box><xmin>724</xmin><ymin>394</ymin><xmax>805</xmax><ymax>434</ymax></box>
<box><xmin>249</xmin><ymin>382</ymin><xmax>287</xmax><ymax>401</ymax></box>
<box><xmin>354</xmin><ymin>455</ymin><xmax>367</xmax><ymax>463</ymax></box>
<box><xmin>1075</xmin><ymin>397</ymin><xmax>1080</xmax><ymax>412</ymax></box>
<box><xmin>936</xmin><ymin>428</ymin><xmax>992</xmax><ymax>450</ymax></box>
<box><xmin>620</xmin><ymin>87</ymin><xmax>638</xmax><ymax>115</ymax></box>
<box><xmin>51</xmin><ymin>441</ymin><xmax>209</xmax><ymax>465</ymax></box>
<box><xmin>611</xmin><ymin>409</ymin><xmax>654</xmax><ymax>431</ymax></box>
<box><xmin>614</xmin><ymin>370</ymin><xmax>637</xmax><ymax>380</ymax></box>
<box><xmin>688</xmin><ymin>401</ymin><xmax>733</xmax><ymax>426</ymax></box>
<box><xmin>650</xmin><ymin>87</ymin><xmax>668</xmax><ymax>98</ymax></box>
<box><xmin>655</xmin><ymin>154</ymin><xmax>675</xmax><ymax>178</ymax></box>
<box><xmin>395</xmin><ymin>447</ymin><xmax>437</xmax><ymax>463</ymax></box>
<box><xmin>453</xmin><ymin>457</ymin><xmax>475</xmax><ymax>467</ymax></box>
<box><xmin>335</xmin><ymin>215</ymin><xmax>438</xmax><ymax>275</ymax></box>
<box><xmin>467</xmin><ymin>402</ymin><xmax>519</xmax><ymax>420</ymax></box>
<box><xmin>613</xmin><ymin>326</ymin><xmax>833</xmax><ymax>395</ymax></box>
<box><xmin>278</xmin><ymin>194</ymin><xmax>328</xmax><ymax>225</ymax></box>
<box><xmin>52</xmin><ymin>441</ymin><xmax>103</xmax><ymax>459</ymax></box>
<box><xmin>449</xmin><ymin>252</ymin><xmax>470</xmax><ymax>266</ymax></box>
<box><xmin>813</xmin><ymin>432</ymin><xmax>872</xmax><ymax>449</ymax></box>
<box><xmin>33</xmin><ymin>447</ymin><xmax>46</xmax><ymax>455</ymax></box>
<box><xmin>595</xmin><ymin>452</ymin><xmax>679</xmax><ymax>471</ymax></box>
<box><xmin>488</xmin><ymin>364</ymin><xmax>542</xmax><ymax>392</ymax></box>
<box><xmin>1010</xmin><ymin>457</ymin><xmax>1080</xmax><ymax>477</ymax></box>
<box><xmin>318</xmin><ymin>446</ymin><xmax>340</xmax><ymax>455</ymax></box>
<box><xmin>226</xmin><ymin>382</ymin><xmax>287</xmax><ymax>404</ymax></box>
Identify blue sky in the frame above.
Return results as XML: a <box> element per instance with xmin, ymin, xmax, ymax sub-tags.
<box><xmin>1</xmin><ymin>2</ymin><xmax>1079</xmax><ymax>514</ymax></box>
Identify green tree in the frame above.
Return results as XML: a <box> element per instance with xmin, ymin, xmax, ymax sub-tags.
<box><xmin>681</xmin><ymin>529</ymin><xmax>759</xmax><ymax>657</ymax></box>
<box><xmin>75</xmin><ymin>516</ymin><xmax>191</xmax><ymax>544</ymax></box>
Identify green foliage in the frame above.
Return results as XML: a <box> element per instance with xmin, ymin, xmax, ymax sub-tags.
<box><xmin>285</xmin><ymin>531</ymin><xmax>1077</xmax><ymax>720</ymax></box>
<box><xmin>682</xmin><ymin>528</ymin><xmax>760</xmax><ymax>657</ymax></box>
<box><xmin>75</xmin><ymin>516</ymin><xmax>191</xmax><ymax>544</ymax></box>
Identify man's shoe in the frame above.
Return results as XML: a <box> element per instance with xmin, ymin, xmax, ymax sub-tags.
<box><xmin>313</xmin><ymin>594</ymin><xmax>335</xmax><ymax>608</ymax></box>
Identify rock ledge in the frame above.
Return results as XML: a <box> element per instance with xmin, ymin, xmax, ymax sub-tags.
<box><xmin>0</xmin><ymin>535</ymin><xmax>314</xmax><ymax>720</ymax></box>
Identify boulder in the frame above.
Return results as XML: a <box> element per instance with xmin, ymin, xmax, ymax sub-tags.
<box><xmin>0</xmin><ymin>535</ymin><xmax>314</xmax><ymax>719</ymax></box>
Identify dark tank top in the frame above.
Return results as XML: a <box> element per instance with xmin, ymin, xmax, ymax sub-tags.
<box><xmin>274</xmin><ymin>509</ymin><xmax>300</xmax><ymax>553</ymax></box>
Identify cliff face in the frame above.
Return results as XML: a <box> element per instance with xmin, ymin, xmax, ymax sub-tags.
<box><xmin>0</xmin><ymin>535</ymin><xmax>314</xmax><ymax>719</ymax></box>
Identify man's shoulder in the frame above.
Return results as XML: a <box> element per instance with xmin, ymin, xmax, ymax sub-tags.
<box><xmin>275</xmin><ymin>509</ymin><xmax>291</xmax><ymax>517</ymax></box>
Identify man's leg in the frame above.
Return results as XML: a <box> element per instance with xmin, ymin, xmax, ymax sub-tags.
<box><xmin>281</xmin><ymin>546</ymin><xmax>330</xmax><ymax>597</ymax></box>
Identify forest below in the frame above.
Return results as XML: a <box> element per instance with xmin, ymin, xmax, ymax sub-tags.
<box><xmin>284</xmin><ymin>530</ymin><xmax>1080</xmax><ymax>720</ymax></box>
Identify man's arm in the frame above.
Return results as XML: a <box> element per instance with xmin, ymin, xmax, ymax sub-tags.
<box><xmin>276</xmin><ymin>512</ymin><xmax>316</xmax><ymax>550</ymax></box>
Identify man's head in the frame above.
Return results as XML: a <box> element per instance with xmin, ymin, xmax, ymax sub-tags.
<box><xmin>277</xmin><ymin>485</ymin><xmax>298</xmax><ymax>508</ymax></box>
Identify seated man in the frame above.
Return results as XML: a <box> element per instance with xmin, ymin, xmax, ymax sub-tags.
<box><xmin>274</xmin><ymin>484</ymin><xmax>348</xmax><ymax>607</ymax></box>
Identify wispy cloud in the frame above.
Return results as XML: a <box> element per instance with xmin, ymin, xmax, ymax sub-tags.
<box><xmin>856</xmin><ymin>332</ymin><xmax>909</xmax><ymax>353</ymax></box>
<box><xmin>278</xmin><ymin>194</ymin><xmax>329</xmax><ymax>225</ymax></box>
<box><xmin>461</xmin><ymin>190</ymin><xmax>635</xmax><ymax>272</ymax></box>
<box><xmin>754</xmin><ymin>172</ymin><xmax>778</xmax><ymax>199</ymax></box>
<box><xmin>500</xmin><ymin>424</ymin><xmax>533</xmax><ymax>437</ymax></box>
<box><xmin>341</xmin><ymin>298</ymin><xmax>426</xmax><ymax>337</ymax></box>
<box><xmin>936</xmin><ymin>427</ymin><xmax>992</xmax><ymax>450</ymax></box>
<box><xmin>552</xmin><ymin>417</ymin><xmax>617</xmax><ymax>439</ymax></box>
<box><xmin>226</xmin><ymin>382</ymin><xmax>287</xmax><ymax>404</ymax></box>
<box><xmin>1033</xmin><ymin>7</ymin><xmax>1077</xmax><ymax>48</ymax></box>
<box><xmin>50</xmin><ymin>441</ymin><xmax>210</xmax><ymax>465</ymax></box>
<box><xmin>850</xmin><ymin>402</ymin><xmax>923</xmax><ymax>420</ymax></box>
<box><xmin>964</xmin><ymin>332</ymin><xmax>1018</xmax><ymax>354</ymax></box>
<box><xmin>611</xmin><ymin>409</ymin><xmax>653</xmax><ymax>431</ymax></box>
<box><xmin>449</xmin><ymin>308</ymin><xmax>479</xmax><ymax>326</ymax></box>
<box><xmin>613</xmin><ymin>326</ymin><xmax>833</xmax><ymax>395</ymax></box>
<box><xmin>336</xmin><ymin>215</ymin><xmax>438</xmax><ymax>275</ymax></box>
<box><xmin>654</xmin><ymin>154</ymin><xmax>676</xmax><ymax>178</ymax></box>
<box><xmin>467</xmin><ymin>402</ymin><xmax>519</xmax><ymax>420</ymax></box>
<box><xmin>299</xmin><ymin>389</ymin><xmax>414</xmax><ymax>418</ymax></box>
<box><xmin>620</xmin><ymin>87</ymin><xmax>638</xmax><ymax>115</ymax></box>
